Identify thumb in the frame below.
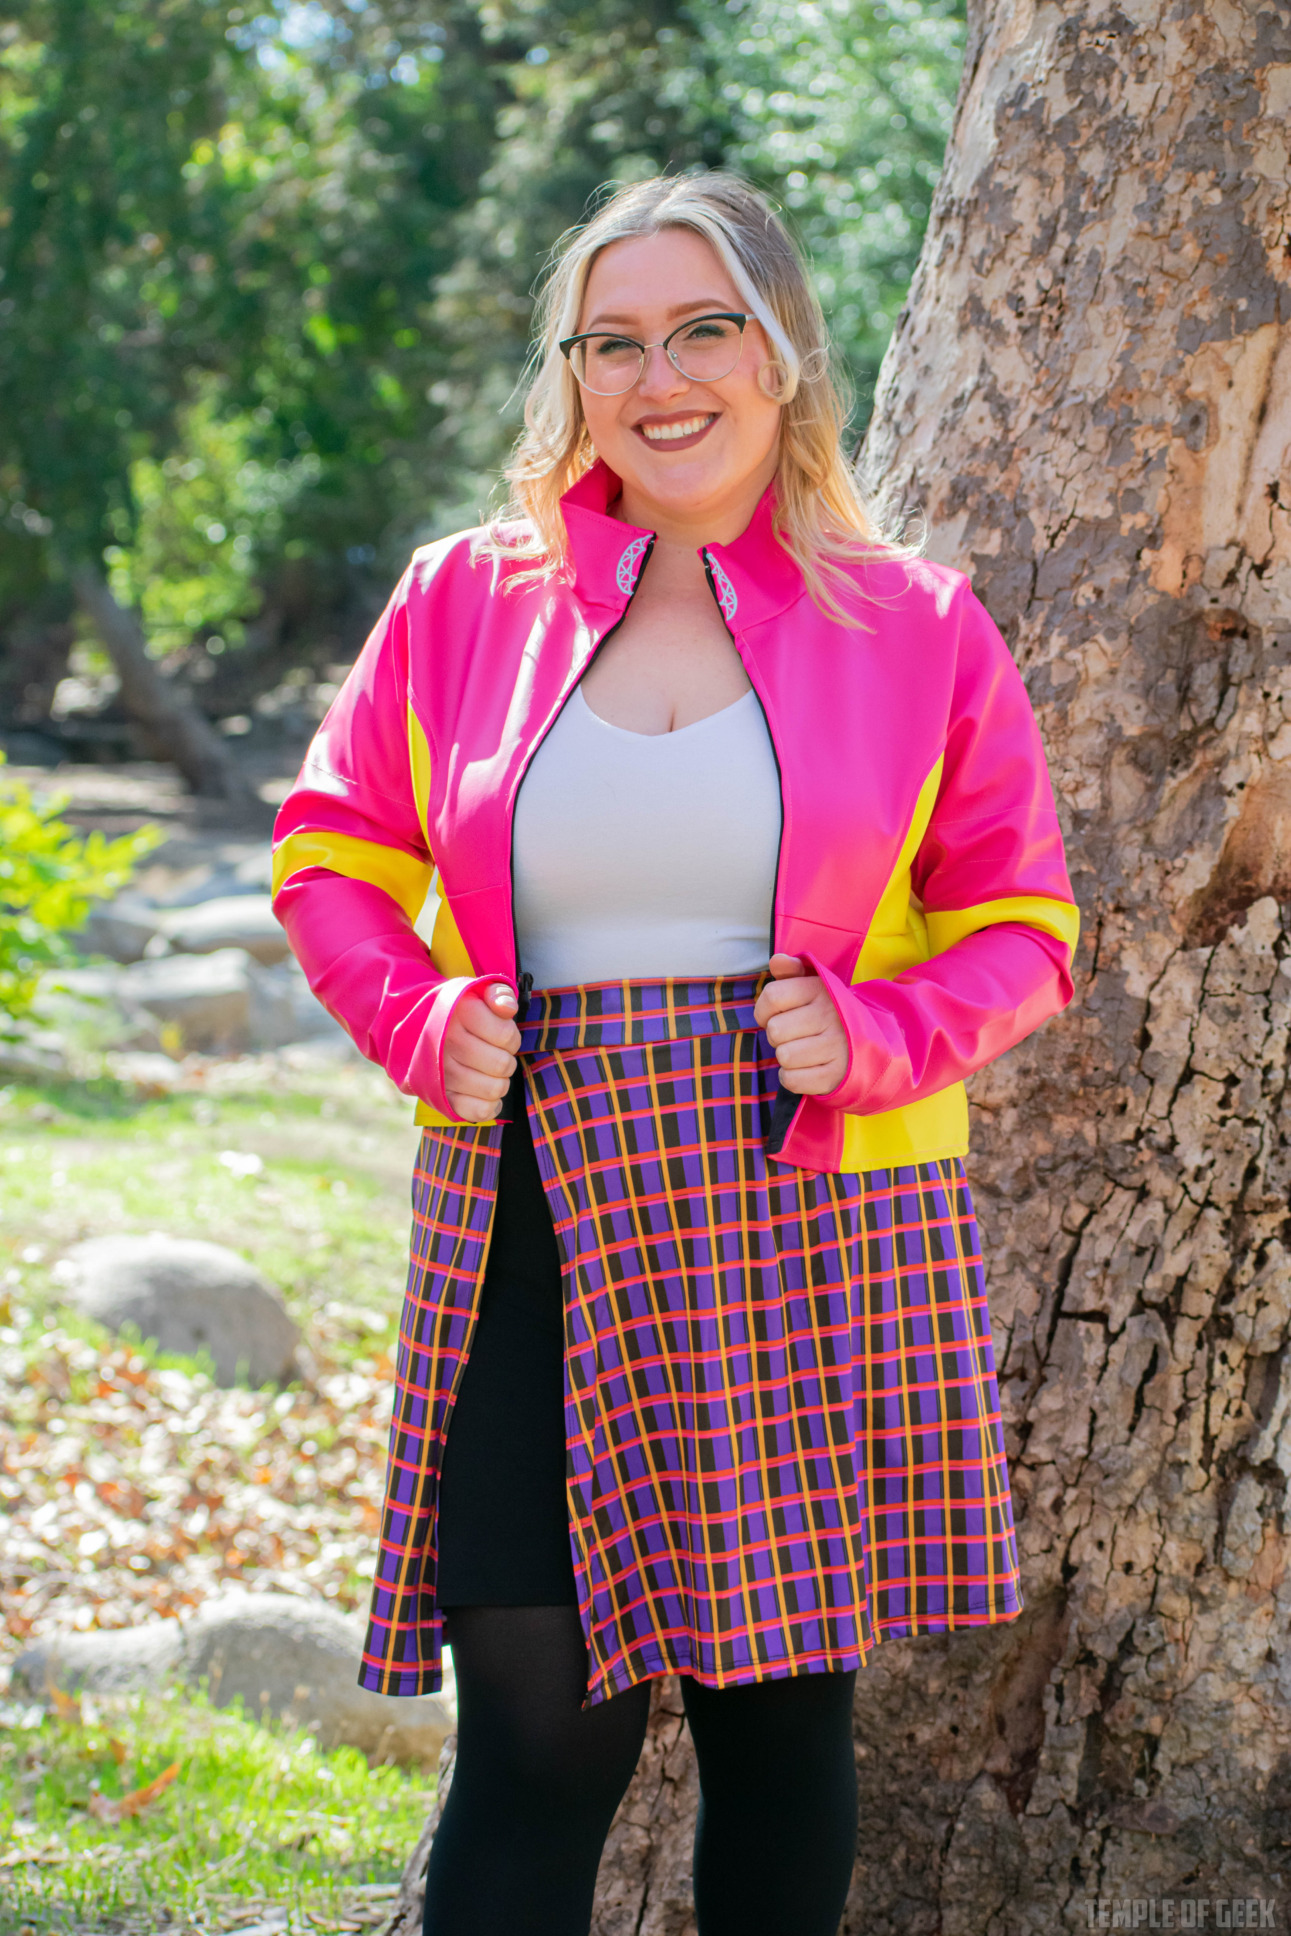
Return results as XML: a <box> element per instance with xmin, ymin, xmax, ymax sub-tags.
<box><xmin>768</xmin><ymin>952</ymin><xmax>807</xmax><ymax>980</ymax></box>
<box><xmin>486</xmin><ymin>981</ymin><xmax>519</xmax><ymax>1013</ymax></box>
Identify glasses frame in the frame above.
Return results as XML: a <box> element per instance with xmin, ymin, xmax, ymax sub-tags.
<box><xmin>557</xmin><ymin>312</ymin><xmax>750</xmax><ymax>395</ymax></box>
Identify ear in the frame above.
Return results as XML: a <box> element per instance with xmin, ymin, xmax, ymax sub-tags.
<box><xmin>757</xmin><ymin>360</ymin><xmax>789</xmax><ymax>401</ymax></box>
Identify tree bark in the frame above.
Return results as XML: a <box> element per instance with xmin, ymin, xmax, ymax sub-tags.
<box><xmin>393</xmin><ymin>6</ymin><xmax>1291</xmax><ymax>1926</ymax></box>
<box><xmin>70</xmin><ymin>562</ymin><xmax>256</xmax><ymax>805</ymax></box>
<box><xmin>846</xmin><ymin>0</ymin><xmax>1291</xmax><ymax>1924</ymax></box>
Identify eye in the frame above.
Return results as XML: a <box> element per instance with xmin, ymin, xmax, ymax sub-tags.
<box><xmin>591</xmin><ymin>335</ymin><xmax>638</xmax><ymax>357</ymax></box>
<box><xmin>680</xmin><ymin>318</ymin><xmax>733</xmax><ymax>341</ymax></box>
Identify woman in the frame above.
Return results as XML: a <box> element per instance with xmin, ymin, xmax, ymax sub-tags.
<box><xmin>272</xmin><ymin>173</ymin><xmax>1079</xmax><ymax>1936</ymax></box>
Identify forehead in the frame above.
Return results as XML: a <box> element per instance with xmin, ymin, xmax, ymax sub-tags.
<box><xmin>578</xmin><ymin>227</ymin><xmax>741</xmax><ymax>327</ymax></box>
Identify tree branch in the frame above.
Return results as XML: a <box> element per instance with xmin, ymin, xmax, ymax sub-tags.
<box><xmin>70</xmin><ymin>562</ymin><xmax>255</xmax><ymax>806</ymax></box>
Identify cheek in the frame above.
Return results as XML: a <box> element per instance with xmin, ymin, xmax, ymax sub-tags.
<box><xmin>579</xmin><ymin>394</ymin><xmax>623</xmax><ymax>450</ymax></box>
<box><xmin>733</xmin><ymin>388</ymin><xmax>784</xmax><ymax>462</ymax></box>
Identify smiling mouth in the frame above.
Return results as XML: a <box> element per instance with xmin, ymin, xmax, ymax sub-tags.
<box><xmin>636</xmin><ymin>414</ymin><xmax>717</xmax><ymax>447</ymax></box>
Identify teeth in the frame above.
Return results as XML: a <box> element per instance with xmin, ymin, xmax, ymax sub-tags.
<box><xmin>640</xmin><ymin>416</ymin><xmax>712</xmax><ymax>442</ymax></box>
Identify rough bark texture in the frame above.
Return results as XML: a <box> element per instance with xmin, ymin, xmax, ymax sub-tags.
<box><xmin>847</xmin><ymin>0</ymin><xmax>1291</xmax><ymax>1923</ymax></box>
<box><xmin>71</xmin><ymin>563</ymin><xmax>255</xmax><ymax>805</ymax></box>
<box><xmin>396</xmin><ymin>5</ymin><xmax>1291</xmax><ymax>1926</ymax></box>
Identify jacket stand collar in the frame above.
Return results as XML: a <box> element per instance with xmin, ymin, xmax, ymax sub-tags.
<box><xmin>559</xmin><ymin>458</ymin><xmax>807</xmax><ymax>629</ymax></box>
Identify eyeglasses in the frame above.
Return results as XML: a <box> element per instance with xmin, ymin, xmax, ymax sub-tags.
<box><xmin>558</xmin><ymin>312</ymin><xmax>749</xmax><ymax>396</ymax></box>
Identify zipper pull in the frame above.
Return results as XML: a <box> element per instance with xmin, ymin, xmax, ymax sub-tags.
<box><xmin>516</xmin><ymin>970</ymin><xmax>534</xmax><ymax>1022</ymax></box>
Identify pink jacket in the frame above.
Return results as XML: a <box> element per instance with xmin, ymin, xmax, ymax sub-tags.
<box><xmin>272</xmin><ymin>462</ymin><xmax>1079</xmax><ymax>1173</ymax></box>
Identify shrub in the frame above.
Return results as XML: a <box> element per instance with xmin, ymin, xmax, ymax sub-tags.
<box><xmin>0</xmin><ymin>756</ymin><xmax>160</xmax><ymax>1031</ymax></box>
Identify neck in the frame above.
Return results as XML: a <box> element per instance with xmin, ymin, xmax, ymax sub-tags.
<box><xmin>613</xmin><ymin>455</ymin><xmax>778</xmax><ymax>552</ymax></box>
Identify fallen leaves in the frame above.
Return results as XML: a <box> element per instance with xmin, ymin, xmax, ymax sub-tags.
<box><xmin>45</xmin><ymin>1681</ymin><xmax>81</xmax><ymax>1725</ymax></box>
<box><xmin>0</xmin><ymin>1314</ymin><xmax>394</xmax><ymax>1655</ymax></box>
<box><xmin>87</xmin><ymin>1758</ymin><xmax>181</xmax><ymax>1822</ymax></box>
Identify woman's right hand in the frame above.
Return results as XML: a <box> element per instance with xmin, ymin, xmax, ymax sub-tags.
<box><xmin>442</xmin><ymin>983</ymin><xmax>522</xmax><ymax>1122</ymax></box>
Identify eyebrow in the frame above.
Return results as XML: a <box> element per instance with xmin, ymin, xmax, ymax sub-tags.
<box><xmin>581</xmin><ymin>299</ymin><xmax>738</xmax><ymax>330</ymax></box>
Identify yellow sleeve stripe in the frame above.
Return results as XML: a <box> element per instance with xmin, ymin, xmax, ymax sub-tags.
<box><xmin>271</xmin><ymin>828</ymin><xmax>433</xmax><ymax>924</ymax></box>
<box><xmin>407</xmin><ymin>703</ymin><xmax>433</xmax><ymax>850</ymax></box>
<box><xmin>851</xmin><ymin>756</ymin><xmax>944</xmax><ymax>984</ymax></box>
<box><xmin>926</xmin><ymin>896</ymin><xmax>1081</xmax><ymax>956</ymax></box>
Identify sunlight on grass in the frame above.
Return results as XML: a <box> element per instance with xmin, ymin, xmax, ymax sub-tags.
<box><xmin>0</xmin><ymin>1680</ymin><xmax>431</xmax><ymax>1931</ymax></box>
<box><xmin>0</xmin><ymin>1071</ymin><xmax>419</xmax><ymax>1370</ymax></box>
<box><xmin>1</xmin><ymin>1068</ymin><xmax>433</xmax><ymax>1929</ymax></box>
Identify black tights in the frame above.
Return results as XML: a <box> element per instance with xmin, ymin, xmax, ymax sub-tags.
<box><xmin>422</xmin><ymin>1605</ymin><xmax>857</xmax><ymax>1936</ymax></box>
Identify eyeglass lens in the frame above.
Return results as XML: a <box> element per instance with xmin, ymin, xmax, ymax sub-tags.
<box><xmin>569</xmin><ymin>316</ymin><xmax>744</xmax><ymax>395</ymax></box>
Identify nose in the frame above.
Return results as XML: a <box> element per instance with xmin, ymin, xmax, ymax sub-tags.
<box><xmin>635</xmin><ymin>341</ymin><xmax>689</xmax><ymax>401</ymax></box>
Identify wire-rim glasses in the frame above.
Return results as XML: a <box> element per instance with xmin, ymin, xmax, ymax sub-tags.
<box><xmin>558</xmin><ymin>312</ymin><xmax>749</xmax><ymax>396</ymax></box>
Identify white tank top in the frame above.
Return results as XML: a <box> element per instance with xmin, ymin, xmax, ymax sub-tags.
<box><xmin>512</xmin><ymin>684</ymin><xmax>782</xmax><ymax>990</ymax></box>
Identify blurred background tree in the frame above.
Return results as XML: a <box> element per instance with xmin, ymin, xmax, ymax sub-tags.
<box><xmin>0</xmin><ymin>0</ymin><xmax>964</xmax><ymax>785</ymax></box>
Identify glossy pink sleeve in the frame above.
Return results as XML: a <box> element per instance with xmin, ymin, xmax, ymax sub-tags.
<box><xmin>275</xmin><ymin>870</ymin><xmax>501</xmax><ymax>1117</ymax></box>
<box><xmin>271</xmin><ymin>575</ymin><xmax>508</xmax><ymax>1119</ymax></box>
<box><xmin>813</xmin><ymin>585</ymin><xmax>1077</xmax><ymax>1116</ymax></box>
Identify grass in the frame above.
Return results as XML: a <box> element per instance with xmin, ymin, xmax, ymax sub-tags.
<box><xmin>0</xmin><ymin>1679</ymin><xmax>430</xmax><ymax>1931</ymax></box>
<box><xmin>0</xmin><ymin>1064</ymin><xmax>435</xmax><ymax>1931</ymax></box>
<box><xmin>0</xmin><ymin>1063</ymin><xmax>419</xmax><ymax>1371</ymax></box>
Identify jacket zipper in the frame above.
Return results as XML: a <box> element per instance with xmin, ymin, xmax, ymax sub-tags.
<box><xmin>506</xmin><ymin>536</ymin><xmax>658</xmax><ymax>1001</ymax></box>
<box><xmin>700</xmin><ymin>546</ymin><xmax>785</xmax><ymax>955</ymax></box>
<box><xmin>701</xmin><ymin>547</ymin><xmax>798</xmax><ymax>1154</ymax></box>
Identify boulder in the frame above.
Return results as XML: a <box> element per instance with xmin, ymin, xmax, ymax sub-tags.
<box><xmin>251</xmin><ymin>958</ymin><xmax>351</xmax><ymax>1050</ymax></box>
<box><xmin>13</xmin><ymin>1593</ymin><xmax>456</xmax><ymax>1767</ymax></box>
<box><xmin>13</xmin><ymin>1620</ymin><xmax>184</xmax><ymax>1695</ymax></box>
<box><xmin>157</xmin><ymin>894</ymin><xmax>291</xmax><ymax>967</ymax></box>
<box><xmin>77</xmin><ymin>898</ymin><xmax>163</xmax><ymax>965</ymax></box>
<box><xmin>59</xmin><ymin>948</ymin><xmax>332</xmax><ymax>1055</ymax></box>
<box><xmin>56</xmin><ymin>1233</ymin><xmax>299</xmax><ymax>1387</ymax></box>
<box><xmin>117</xmin><ymin>947</ymin><xmax>258</xmax><ymax>1052</ymax></box>
<box><xmin>158</xmin><ymin>845</ymin><xmax>274</xmax><ymax>909</ymax></box>
<box><xmin>61</xmin><ymin>948</ymin><xmax>256</xmax><ymax>1053</ymax></box>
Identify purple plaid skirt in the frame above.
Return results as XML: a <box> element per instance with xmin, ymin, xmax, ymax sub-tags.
<box><xmin>360</xmin><ymin>974</ymin><xmax>1023</xmax><ymax>1705</ymax></box>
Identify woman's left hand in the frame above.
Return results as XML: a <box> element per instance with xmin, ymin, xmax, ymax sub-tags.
<box><xmin>754</xmin><ymin>953</ymin><xmax>850</xmax><ymax>1096</ymax></box>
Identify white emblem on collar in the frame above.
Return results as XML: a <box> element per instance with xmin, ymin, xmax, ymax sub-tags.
<box><xmin>705</xmin><ymin>553</ymin><xmax>739</xmax><ymax>622</ymax></box>
<box><xmin>615</xmin><ymin>535</ymin><xmax>651</xmax><ymax>595</ymax></box>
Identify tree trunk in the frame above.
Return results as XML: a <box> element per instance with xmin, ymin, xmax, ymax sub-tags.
<box><xmin>71</xmin><ymin>562</ymin><xmax>255</xmax><ymax>805</ymax></box>
<box><xmin>394</xmin><ymin>6</ymin><xmax>1291</xmax><ymax>1926</ymax></box>
<box><xmin>846</xmin><ymin>0</ymin><xmax>1291</xmax><ymax>1925</ymax></box>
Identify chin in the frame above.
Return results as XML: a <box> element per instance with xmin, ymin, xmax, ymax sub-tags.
<box><xmin>624</xmin><ymin>455</ymin><xmax>739</xmax><ymax>509</ymax></box>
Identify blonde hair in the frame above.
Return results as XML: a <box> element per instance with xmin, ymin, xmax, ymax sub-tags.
<box><xmin>481</xmin><ymin>172</ymin><xmax>912</xmax><ymax>622</ymax></box>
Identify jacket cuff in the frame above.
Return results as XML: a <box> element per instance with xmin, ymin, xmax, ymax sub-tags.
<box><xmin>799</xmin><ymin>950</ymin><xmax>906</xmax><ymax>1115</ymax></box>
<box><xmin>399</xmin><ymin>973</ymin><xmax>516</xmax><ymax>1121</ymax></box>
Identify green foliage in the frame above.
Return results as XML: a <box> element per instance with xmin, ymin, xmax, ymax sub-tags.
<box><xmin>105</xmin><ymin>382</ymin><xmax>319</xmax><ymax>658</ymax></box>
<box><xmin>0</xmin><ymin>757</ymin><xmax>159</xmax><ymax>1025</ymax></box>
<box><xmin>0</xmin><ymin>0</ymin><xmax>504</xmax><ymax>609</ymax></box>
<box><xmin>0</xmin><ymin>0</ymin><xmax>965</xmax><ymax>700</ymax></box>
<box><xmin>0</xmin><ymin>1681</ymin><xmax>430</xmax><ymax>1927</ymax></box>
<box><xmin>690</xmin><ymin>0</ymin><xmax>967</xmax><ymax>424</ymax></box>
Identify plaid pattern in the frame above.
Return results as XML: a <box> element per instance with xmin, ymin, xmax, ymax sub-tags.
<box><xmin>360</xmin><ymin>974</ymin><xmax>1022</xmax><ymax>1703</ymax></box>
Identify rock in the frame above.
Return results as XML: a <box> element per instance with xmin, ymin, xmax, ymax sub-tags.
<box><xmin>55</xmin><ymin>1233</ymin><xmax>299</xmax><ymax>1387</ymax></box>
<box><xmin>157</xmin><ymin>894</ymin><xmax>291</xmax><ymax>967</ymax></box>
<box><xmin>158</xmin><ymin>846</ymin><xmax>274</xmax><ymax>909</ymax></box>
<box><xmin>180</xmin><ymin>1593</ymin><xmax>456</xmax><ymax>1765</ymax></box>
<box><xmin>58</xmin><ymin>948</ymin><xmax>331</xmax><ymax>1056</ymax></box>
<box><xmin>13</xmin><ymin>1593</ymin><xmax>456</xmax><ymax>1767</ymax></box>
<box><xmin>13</xmin><ymin>1621</ymin><xmax>184</xmax><ymax>1697</ymax></box>
<box><xmin>251</xmin><ymin>958</ymin><xmax>349</xmax><ymax>1049</ymax></box>
<box><xmin>0</xmin><ymin>728</ymin><xmax>64</xmax><ymax>767</ymax></box>
<box><xmin>62</xmin><ymin>948</ymin><xmax>256</xmax><ymax>1053</ymax></box>
<box><xmin>0</xmin><ymin>1027</ymin><xmax>71</xmax><ymax>1083</ymax></box>
<box><xmin>103</xmin><ymin>1049</ymin><xmax>185</xmax><ymax>1095</ymax></box>
<box><xmin>120</xmin><ymin>947</ymin><xmax>258</xmax><ymax>1052</ymax></box>
<box><xmin>78</xmin><ymin>898</ymin><xmax>164</xmax><ymax>965</ymax></box>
